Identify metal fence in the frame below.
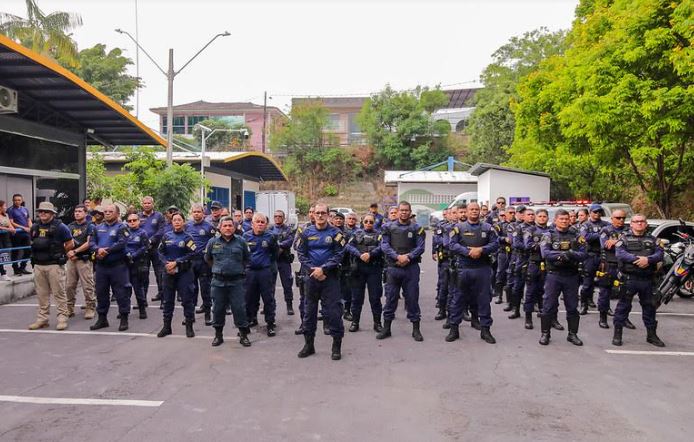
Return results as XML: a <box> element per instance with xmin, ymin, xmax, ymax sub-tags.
<box><xmin>0</xmin><ymin>246</ymin><xmax>31</xmax><ymax>266</ymax></box>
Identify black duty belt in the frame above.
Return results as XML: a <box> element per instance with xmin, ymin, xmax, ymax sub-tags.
<box><xmin>213</xmin><ymin>273</ymin><xmax>245</xmax><ymax>281</ymax></box>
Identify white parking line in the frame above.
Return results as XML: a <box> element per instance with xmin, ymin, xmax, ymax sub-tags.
<box><xmin>556</xmin><ymin>311</ymin><xmax>694</xmax><ymax>317</ymax></box>
<box><xmin>1</xmin><ymin>303</ymin><xmax>182</xmax><ymax>309</ymax></box>
<box><xmin>0</xmin><ymin>328</ymin><xmax>238</xmax><ymax>341</ymax></box>
<box><xmin>0</xmin><ymin>395</ymin><xmax>162</xmax><ymax>407</ymax></box>
<box><xmin>605</xmin><ymin>349</ymin><xmax>694</xmax><ymax>356</ymax></box>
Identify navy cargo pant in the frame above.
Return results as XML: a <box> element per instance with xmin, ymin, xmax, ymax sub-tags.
<box><xmin>580</xmin><ymin>254</ymin><xmax>600</xmax><ymax>305</ymax></box>
<box><xmin>191</xmin><ymin>257</ymin><xmax>212</xmax><ymax>309</ymax></box>
<box><xmin>450</xmin><ymin>265</ymin><xmax>493</xmax><ymax>327</ymax></box>
<box><xmin>524</xmin><ymin>261</ymin><xmax>545</xmax><ymax>313</ymax></box>
<box><xmin>596</xmin><ymin>263</ymin><xmax>619</xmax><ymax>313</ymax></box>
<box><xmin>512</xmin><ymin>256</ymin><xmax>528</xmax><ymax>306</ymax></box>
<box><xmin>436</xmin><ymin>260</ymin><xmax>449</xmax><ymax>309</ymax></box>
<box><xmin>245</xmin><ymin>267</ymin><xmax>276</xmax><ymax>324</ymax></box>
<box><xmin>505</xmin><ymin>252</ymin><xmax>518</xmax><ymax>293</ymax></box>
<box><xmin>303</xmin><ymin>274</ymin><xmax>344</xmax><ymax>338</ymax></box>
<box><xmin>128</xmin><ymin>258</ymin><xmax>149</xmax><ymax>308</ymax></box>
<box><xmin>276</xmin><ymin>260</ymin><xmax>294</xmax><ymax>303</ymax></box>
<box><xmin>161</xmin><ymin>269</ymin><xmax>195</xmax><ymax>322</ymax></box>
<box><xmin>340</xmin><ymin>270</ymin><xmax>352</xmax><ymax>313</ymax></box>
<box><xmin>211</xmin><ymin>276</ymin><xmax>248</xmax><ymax>329</ymax></box>
<box><xmin>613</xmin><ymin>275</ymin><xmax>656</xmax><ymax>328</ymax></box>
<box><xmin>145</xmin><ymin>245</ymin><xmax>164</xmax><ymax>298</ymax></box>
<box><xmin>495</xmin><ymin>250</ymin><xmax>510</xmax><ymax>290</ymax></box>
<box><xmin>542</xmin><ymin>271</ymin><xmax>580</xmax><ymax>320</ymax></box>
<box><xmin>383</xmin><ymin>263</ymin><xmax>421</xmax><ymax>322</ymax></box>
<box><xmin>95</xmin><ymin>262</ymin><xmax>131</xmax><ymax>316</ymax></box>
<box><xmin>350</xmin><ymin>263</ymin><xmax>383</xmax><ymax>323</ymax></box>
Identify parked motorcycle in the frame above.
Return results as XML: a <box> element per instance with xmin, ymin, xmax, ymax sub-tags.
<box><xmin>655</xmin><ymin>220</ymin><xmax>694</xmax><ymax>308</ymax></box>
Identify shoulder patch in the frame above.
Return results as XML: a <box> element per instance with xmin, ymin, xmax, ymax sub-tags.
<box><xmin>187</xmin><ymin>240</ymin><xmax>196</xmax><ymax>251</ymax></box>
<box><xmin>418</xmin><ymin>227</ymin><xmax>424</xmax><ymax>235</ymax></box>
<box><xmin>335</xmin><ymin>232</ymin><xmax>343</xmax><ymax>242</ymax></box>
<box><xmin>578</xmin><ymin>236</ymin><xmax>586</xmax><ymax>244</ymax></box>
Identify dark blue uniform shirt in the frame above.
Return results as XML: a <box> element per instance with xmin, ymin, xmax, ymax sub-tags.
<box><xmin>185</xmin><ymin>219</ymin><xmax>216</xmax><ymax>257</ymax></box>
<box><xmin>295</xmin><ymin>224</ymin><xmax>346</xmax><ymax>271</ymax></box>
<box><xmin>90</xmin><ymin>221</ymin><xmax>129</xmax><ymax>264</ymax></box>
<box><xmin>243</xmin><ymin>230</ymin><xmax>278</xmax><ymax>269</ymax></box>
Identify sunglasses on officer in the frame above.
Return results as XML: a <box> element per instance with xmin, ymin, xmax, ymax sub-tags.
<box><xmin>363</xmin><ymin>220</ymin><xmax>374</xmax><ymax>224</ymax></box>
<box><xmin>126</xmin><ymin>217</ymin><xmax>139</xmax><ymax>223</ymax></box>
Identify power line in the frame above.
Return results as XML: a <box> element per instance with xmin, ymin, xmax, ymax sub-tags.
<box><xmin>269</xmin><ymin>79</ymin><xmax>482</xmax><ymax>98</ymax></box>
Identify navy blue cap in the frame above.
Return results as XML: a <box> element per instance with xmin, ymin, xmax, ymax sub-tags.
<box><xmin>589</xmin><ymin>203</ymin><xmax>604</xmax><ymax>213</ymax></box>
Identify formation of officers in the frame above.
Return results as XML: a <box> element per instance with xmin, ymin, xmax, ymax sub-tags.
<box><xmin>25</xmin><ymin>194</ymin><xmax>667</xmax><ymax>361</ymax></box>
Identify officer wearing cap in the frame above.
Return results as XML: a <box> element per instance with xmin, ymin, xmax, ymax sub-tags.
<box><xmin>89</xmin><ymin>204</ymin><xmax>131</xmax><ymax>332</ymax></box>
<box><xmin>27</xmin><ymin>202</ymin><xmax>74</xmax><ymax>331</ymax></box>
<box><xmin>138</xmin><ymin>196</ymin><xmax>165</xmax><ymax>304</ymax></box>
<box><xmin>377</xmin><ymin>201</ymin><xmax>426</xmax><ymax>342</ymax></box>
<box><xmin>295</xmin><ymin>202</ymin><xmax>347</xmax><ymax>360</ymax></box>
<box><xmin>205</xmin><ymin>201</ymin><xmax>224</xmax><ymax>229</ymax></box>
<box><xmin>368</xmin><ymin>203</ymin><xmax>384</xmax><ymax>231</ymax></box>
<box><xmin>503</xmin><ymin>205</ymin><xmax>525</xmax><ymax>312</ymax></box>
<box><xmin>270</xmin><ymin>210</ymin><xmax>297</xmax><ymax>315</ymax></box>
<box><xmin>124</xmin><ymin>212</ymin><xmax>149</xmax><ymax>319</ymax></box>
<box><xmin>446</xmin><ymin>202</ymin><xmax>499</xmax><ymax>344</ymax></box>
<box><xmin>494</xmin><ymin>207</ymin><xmax>514</xmax><ymax>306</ymax></box>
<box><xmin>243</xmin><ymin>212</ymin><xmax>279</xmax><ymax>336</ymax></box>
<box><xmin>613</xmin><ymin>214</ymin><xmax>665</xmax><ymax>347</ymax></box>
<box><xmin>241</xmin><ymin>207</ymin><xmax>254</xmax><ymax>233</ymax></box>
<box><xmin>579</xmin><ymin>203</ymin><xmax>609</xmax><ymax>315</ymax></box>
<box><xmin>508</xmin><ymin>208</ymin><xmax>536</xmax><ymax>321</ymax></box>
<box><xmin>522</xmin><ymin>209</ymin><xmax>553</xmax><ymax>330</ymax></box>
<box><xmin>596</xmin><ymin>209</ymin><xmax>628</xmax><ymax>329</ymax></box>
<box><xmin>186</xmin><ymin>203</ymin><xmax>216</xmax><ymax>325</ymax></box>
<box><xmin>539</xmin><ymin>209</ymin><xmax>587</xmax><ymax>346</ymax></box>
<box><xmin>332</xmin><ymin>212</ymin><xmax>354</xmax><ymax>321</ymax></box>
<box><xmin>65</xmin><ymin>205</ymin><xmax>97</xmax><ymax>320</ymax></box>
<box><xmin>433</xmin><ymin>208</ymin><xmax>450</xmax><ymax>321</ymax></box>
<box><xmin>205</xmin><ymin>216</ymin><xmax>252</xmax><ymax>348</ymax></box>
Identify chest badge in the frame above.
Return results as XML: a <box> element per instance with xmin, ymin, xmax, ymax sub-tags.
<box><xmin>178</xmin><ymin>241</ymin><xmax>185</xmax><ymax>247</ymax></box>
<box><xmin>552</xmin><ymin>242</ymin><xmax>560</xmax><ymax>250</ymax></box>
<box><xmin>199</xmin><ymin>229</ymin><xmax>206</xmax><ymax>235</ymax></box>
<box><xmin>325</xmin><ymin>236</ymin><xmax>333</xmax><ymax>244</ymax></box>
<box><xmin>407</xmin><ymin>232</ymin><xmax>413</xmax><ymax>238</ymax></box>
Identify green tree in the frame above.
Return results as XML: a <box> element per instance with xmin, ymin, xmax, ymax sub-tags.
<box><xmin>63</xmin><ymin>44</ymin><xmax>142</xmax><ymax>110</ymax></box>
<box><xmin>509</xmin><ymin>0</ymin><xmax>693</xmax><ymax>217</ymax></box>
<box><xmin>358</xmin><ymin>85</ymin><xmax>451</xmax><ymax>169</ymax></box>
<box><xmin>0</xmin><ymin>0</ymin><xmax>82</xmax><ymax>67</ymax></box>
<box><xmin>85</xmin><ymin>149</ymin><xmax>112</xmax><ymax>201</ymax></box>
<box><xmin>191</xmin><ymin>118</ymin><xmax>251</xmax><ymax>151</ymax></box>
<box><xmin>466</xmin><ymin>28</ymin><xmax>567</xmax><ymax>164</ymax></box>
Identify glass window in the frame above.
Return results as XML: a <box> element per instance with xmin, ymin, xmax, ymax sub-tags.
<box><xmin>0</xmin><ymin>132</ymin><xmax>79</xmax><ymax>173</ymax></box>
<box><xmin>161</xmin><ymin>116</ymin><xmax>186</xmax><ymax>134</ymax></box>
<box><xmin>35</xmin><ymin>177</ymin><xmax>80</xmax><ymax>223</ymax></box>
<box><xmin>187</xmin><ymin>115</ymin><xmax>209</xmax><ymax>133</ymax></box>
<box><xmin>326</xmin><ymin>114</ymin><xmax>340</xmax><ymax>131</ymax></box>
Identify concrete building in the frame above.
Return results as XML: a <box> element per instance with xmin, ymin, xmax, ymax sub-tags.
<box><xmin>384</xmin><ymin>170</ymin><xmax>478</xmax><ymax>213</ymax></box>
<box><xmin>97</xmin><ymin>151</ymin><xmax>286</xmax><ymax>211</ymax></box>
<box><xmin>149</xmin><ymin>101</ymin><xmax>285</xmax><ymax>152</ymax></box>
<box><xmin>469</xmin><ymin>163</ymin><xmax>550</xmax><ymax>206</ymax></box>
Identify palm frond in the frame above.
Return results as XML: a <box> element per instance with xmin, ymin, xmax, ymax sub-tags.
<box><xmin>43</xmin><ymin>11</ymin><xmax>82</xmax><ymax>33</ymax></box>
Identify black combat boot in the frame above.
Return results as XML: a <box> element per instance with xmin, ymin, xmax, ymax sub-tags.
<box><xmin>225</xmin><ymin>306</ymin><xmax>232</xmax><ymax>315</ymax></box>
<box><xmin>470</xmin><ymin>309</ymin><xmax>481</xmax><ymax>331</ymax></box>
<box><xmin>343</xmin><ymin>309</ymin><xmax>353</xmax><ymax>322</ymax></box>
<box><xmin>297</xmin><ymin>334</ymin><xmax>316</xmax><ymax>358</ymax></box>
<box><xmin>480</xmin><ymin>326</ymin><xmax>496</xmax><ymax>344</ymax></box>
<box><xmin>599</xmin><ymin>311</ymin><xmax>609</xmax><ymax>329</ymax></box>
<box><xmin>551</xmin><ymin>314</ymin><xmax>565</xmax><ymax>331</ymax></box>
<box><xmin>376</xmin><ymin>320</ymin><xmax>392</xmax><ymax>340</ymax></box>
<box><xmin>539</xmin><ymin>315</ymin><xmax>551</xmax><ymax>345</ymax></box>
<box><xmin>646</xmin><ymin>322</ymin><xmax>665</xmax><ymax>347</ymax></box>
<box><xmin>588</xmin><ymin>298</ymin><xmax>597</xmax><ymax>309</ymax></box>
<box><xmin>286</xmin><ymin>301</ymin><xmax>294</xmax><ymax>316</ymax></box>
<box><xmin>248</xmin><ymin>316</ymin><xmax>258</xmax><ymax>327</ymax></box>
<box><xmin>461</xmin><ymin>309</ymin><xmax>472</xmax><ymax>322</ymax></box>
<box><xmin>494</xmin><ymin>284</ymin><xmax>504</xmax><ymax>304</ymax></box>
<box><xmin>331</xmin><ymin>336</ymin><xmax>342</xmax><ymax>360</ymax></box>
<box><xmin>624</xmin><ymin>318</ymin><xmax>636</xmax><ymax>330</ymax></box>
<box><xmin>266</xmin><ymin>322</ymin><xmax>276</xmax><ymax>337</ymax></box>
<box><xmin>139</xmin><ymin>304</ymin><xmax>147</xmax><ymax>320</ymax></box>
<box><xmin>195</xmin><ymin>305</ymin><xmax>206</xmax><ymax>314</ymax></box>
<box><xmin>294</xmin><ymin>323</ymin><xmax>305</xmax><ymax>335</ymax></box>
<box><xmin>239</xmin><ymin>327</ymin><xmax>251</xmax><ymax>347</ymax></box>
<box><xmin>373</xmin><ymin>314</ymin><xmax>383</xmax><ymax>333</ymax></box>
<box><xmin>434</xmin><ymin>307</ymin><xmax>447</xmax><ymax>321</ymax></box>
<box><xmin>607</xmin><ymin>307</ymin><xmax>614</xmax><ymax>316</ymax></box>
<box><xmin>118</xmin><ymin>314</ymin><xmax>129</xmax><ymax>332</ymax></box>
<box><xmin>579</xmin><ymin>301</ymin><xmax>589</xmax><ymax>315</ymax></box>
<box><xmin>90</xmin><ymin>314</ymin><xmax>109</xmax><ymax>330</ymax></box>
<box><xmin>612</xmin><ymin>325</ymin><xmax>623</xmax><ymax>346</ymax></box>
<box><xmin>442</xmin><ymin>319</ymin><xmax>451</xmax><ymax>329</ymax></box>
<box><xmin>508</xmin><ymin>299</ymin><xmax>521</xmax><ymax>319</ymax></box>
<box><xmin>204</xmin><ymin>308</ymin><xmax>212</xmax><ymax>326</ymax></box>
<box><xmin>445</xmin><ymin>324</ymin><xmax>460</xmax><ymax>342</ymax></box>
<box><xmin>151</xmin><ymin>293</ymin><xmax>161</xmax><ymax>302</ymax></box>
<box><xmin>349</xmin><ymin>321</ymin><xmax>359</xmax><ymax>332</ymax></box>
<box><xmin>211</xmin><ymin>327</ymin><xmax>224</xmax><ymax>347</ymax></box>
<box><xmin>566</xmin><ymin>316</ymin><xmax>583</xmax><ymax>346</ymax></box>
<box><xmin>412</xmin><ymin>321</ymin><xmax>423</xmax><ymax>342</ymax></box>
<box><xmin>185</xmin><ymin>319</ymin><xmax>195</xmax><ymax>338</ymax></box>
<box><xmin>524</xmin><ymin>312</ymin><xmax>534</xmax><ymax>330</ymax></box>
<box><xmin>323</xmin><ymin>320</ymin><xmax>330</xmax><ymax>335</ymax></box>
<box><xmin>503</xmin><ymin>287</ymin><xmax>513</xmax><ymax>311</ymax></box>
<box><xmin>157</xmin><ymin>319</ymin><xmax>172</xmax><ymax>338</ymax></box>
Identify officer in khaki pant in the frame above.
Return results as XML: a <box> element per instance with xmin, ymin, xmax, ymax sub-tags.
<box><xmin>28</xmin><ymin>202</ymin><xmax>74</xmax><ymax>330</ymax></box>
<box><xmin>65</xmin><ymin>204</ymin><xmax>96</xmax><ymax>319</ymax></box>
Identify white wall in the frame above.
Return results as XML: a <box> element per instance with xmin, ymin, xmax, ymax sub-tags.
<box><xmin>242</xmin><ymin>179</ymin><xmax>260</xmax><ymax>193</ymax></box>
<box><xmin>205</xmin><ymin>171</ymin><xmax>230</xmax><ymax>189</ymax></box>
<box><xmin>485</xmin><ymin>169</ymin><xmax>550</xmax><ymax>205</ymax></box>
<box><xmin>477</xmin><ymin>172</ymin><xmax>491</xmax><ymax>206</ymax></box>
<box><xmin>397</xmin><ymin>182</ymin><xmax>477</xmax><ymax>209</ymax></box>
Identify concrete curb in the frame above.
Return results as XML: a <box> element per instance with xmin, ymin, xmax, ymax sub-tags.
<box><xmin>0</xmin><ymin>275</ymin><xmax>36</xmax><ymax>305</ymax></box>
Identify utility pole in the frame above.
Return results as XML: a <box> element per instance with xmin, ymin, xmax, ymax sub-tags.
<box><xmin>262</xmin><ymin>91</ymin><xmax>267</xmax><ymax>153</ymax></box>
<box><xmin>166</xmin><ymin>49</ymin><xmax>174</xmax><ymax>165</ymax></box>
<box><xmin>134</xmin><ymin>0</ymin><xmax>139</xmax><ymax>118</ymax></box>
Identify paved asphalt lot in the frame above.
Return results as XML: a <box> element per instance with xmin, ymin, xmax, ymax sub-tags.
<box><xmin>1</xmin><ymin>236</ymin><xmax>694</xmax><ymax>441</ymax></box>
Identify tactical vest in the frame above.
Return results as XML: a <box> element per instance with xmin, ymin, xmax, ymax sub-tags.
<box><xmin>619</xmin><ymin>233</ymin><xmax>657</xmax><ymax>275</ymax></box>
<box><xmin>389</xmin><ymin>225</ymin><xmax>416</xmax><ymax>254</ymax></box>
<box><xmin>601</xmin><ymin>227</ymin><xmax>623</xmax><ymax>265</ymax></box>
<box><xmin>585</xmin><ymin>222</ymin><xmax>604</xmax><ymax>254</ymax></box>
<box><xmin>458</xmin><ymin>223</ymin><xmax>491</xmax><ymax>248</ymax></box>
<box><xmin>355</xmin><ymin>230</ymin><xmax>379</xmax><ymax>254</ymax></box>
<box><xmin>31</xmin><ymin>219</ymin><xmax>67</xmax><ymax>265</ymax></box>
<box><xmin>528</xmin><ymin>226</ymin><xmax>546</xmax><ymax>262</ymax></box>
<box><xmin>545</xmin><ymin>230</ymin><xmax>580</xmax><ymax>272</ymax></box>
<box><xmin>68</xmin><ymin>222</ymin><xmax>91</xmax><ymax>259</ymax></box>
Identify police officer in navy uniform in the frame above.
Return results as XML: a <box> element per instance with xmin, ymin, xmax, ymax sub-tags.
<box><xmin>186</xmin><ymin>203</ymin><xmax>216</xmax><ymax>325</ymax></box>
<box><xmin>243</xmin><ymin>212</ymin><xmax>279</xmax><ymax>336</ymax></box>
<box><xmin>522</xmin><ymin>209</ymin><xmax>551</xmax><ymax>330</ymax></box>
<box><xmin>446</xmin><ymin>202</ymin><xmax>499</xmax><ymax>344</ymax></box>
<box><xmin>293</xmin><ymin>206</ymin><xmax>316</xmax><ymax>335</ymax></box>
<box><xmin>157</xmin><ymin>212</ymin><xmax>197</xmax><ymax>338</ymax></box>
<box><xmin>433</xmin><ymin>209</ymin><xmax>450</xmax><ymax>321</ymax></box>
<box><xmin>596</xmin><ymin>209</ymin><xmax>628</xmax><ymax>329</ymax></box>
<box><xmin>205</xmin><ymin>201</ymin><xmax>224</xmax><ymax>229</ymax></box>
<box><xmin>295</xmin><ymin>203</ymin><xmax>347</xmax><ymax>360</ymax></box>
<box><xmin>377</xmin><ymin>201</ymin><xmax>426</xmax><ymax>342</ymax></box>
<box><xmin>539</xmin><ymin>209</ymin><xmax>588</xmax><ymax>346</ymax></box>
<box><xmin>441</xmin><ymin>205</ymin><xmax>462</xmax><ymax>329</ymax></box>
<box><xmin>241</xmin><ymin>207</ymin><xmax>254</xmax><ymax>233</ymax></box>
<box><xmin>579</xmin><ymin>203</ymin><xmax>609</xmax><ymax>314</ymax></box>
<box><xmin>90</xmin><ymin>204</ymin><xmax>131</xmax><ymax>332</ymax></box>
<box><xmin>270</xmin><ymin>210</ymin><xmax>296</xmax><ymax>315</ymax></box>
<box><xmin>138</xmin><ymin>196</ymin><xmax>165</xmax><ymax>303</ymax></box>
<box><xmin>368</xmin><ymin>203</ymin><xmax>384</xmax><ymax>231</ymax></box>
<box><xmin>613</xmin><ymin>214</ymin><xmax>665</xmax><ymax>347</ymax></box>
<box><xmin>503</xmin><ymin>206</ymin><xmax>525</xmax><ymax>312</ymax></box>
<box><xmin>332</xmin><ymin>212</ymin><xmax>355</xmax><ymax>321</ymax></box>
<box><xmin>206</xmin><ymin>216</ymin><xmax>252</xmax><ymax>348</ymax></box>
<box><xmin>508</xmin><ymin>208</ymin><xmax>536</xmax><ymax>320</ymax></box>
<box><xmin>345</xmin><ymin>213</ymin><xmax>384</xmax><ymax>333</ymax></box>
<box><xmin>124</xmin><ymin>212</ymin><xmax>149</xmax><ymax>320</ymax></box>
<box><xmin>495</xmin><ymin>207</ymin><xmax>514</xmax><ymax>307</ymax></box>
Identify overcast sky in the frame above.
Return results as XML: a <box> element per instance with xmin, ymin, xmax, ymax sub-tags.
<box><xmin>5</xmin><ymin>0</ymin><xmax>578</xmax><ymax>130</ymax></box>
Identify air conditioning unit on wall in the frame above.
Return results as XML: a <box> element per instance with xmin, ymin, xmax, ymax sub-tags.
<box><xmin>0</xmin><ymin>86</ymin><xmax>18</xmax><ymax>114</ymax></box>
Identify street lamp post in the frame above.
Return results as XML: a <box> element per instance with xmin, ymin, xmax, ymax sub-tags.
<box><xmin>115</xmin><ymin>29</ymin><xmax>230</xmax><ymax>166</ymax></box>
